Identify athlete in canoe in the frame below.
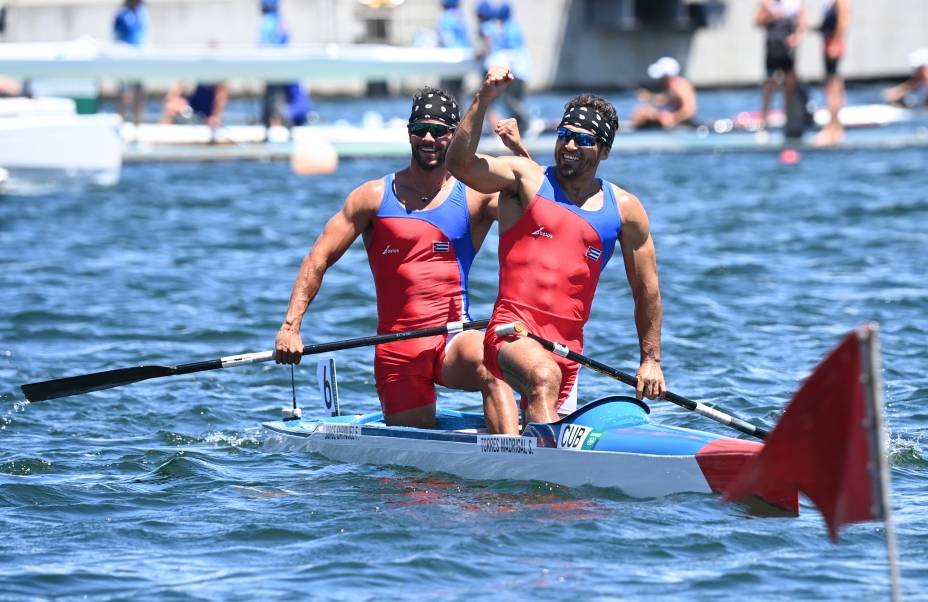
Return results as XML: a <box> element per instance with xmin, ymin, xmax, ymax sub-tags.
<box><xmin>275</xmin><ymin>86</ymin><xmax>529</xmax><ymax>433</ymax></box>
<box><xmin>447</xmin><ymin>66</ymin><xmax>666</xmax><ymax>431</ymax></box>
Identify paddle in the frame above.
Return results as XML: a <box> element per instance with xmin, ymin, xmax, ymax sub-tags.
<box><xmin>495</xmin><ymin>322</ymin><xmax>769</xmax><ymax>441</ymax></box>
<box><xmin>21</xmin><ymin>319</ymin><xmax>490</xmax><ymax>402</ymax></box>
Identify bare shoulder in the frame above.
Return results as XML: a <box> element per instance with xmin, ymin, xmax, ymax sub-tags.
<box><xmin>344</xmin><ymin>177</ymin><xmax>385</xmax><ymax>213</ymax></box>
<box><xmin>610</xmin><ymin>184</ymin><xmax>651</xmax><ymax>238</ymax></box>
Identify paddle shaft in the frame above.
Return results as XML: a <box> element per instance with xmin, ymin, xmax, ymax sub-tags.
<box><xmin>522</xmin><ymin>331</ymin><xmax>769</xmax><ymax>441</ymax></box>
<box><xmin>21</xmin><ymin>319</ymin><xmax>489</xmax><ymax>402</ymax></box>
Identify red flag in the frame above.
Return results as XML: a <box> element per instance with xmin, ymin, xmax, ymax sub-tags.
<box><xmin>723</xmin><ymin>324</ymin><xmax>891</xmax><ymax>542</ymax></box>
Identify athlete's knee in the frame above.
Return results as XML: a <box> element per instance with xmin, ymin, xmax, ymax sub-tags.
<box><xmin>525</xmin><ymin>361</ymin><xmax>561</xmax><ymax>394</ymax></box>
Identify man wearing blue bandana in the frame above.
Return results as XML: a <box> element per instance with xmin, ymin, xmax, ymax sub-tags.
<box><xmin>448</xmin><ymin>66</ymin><xmax>666</xmax><ymax>431</ymax></box>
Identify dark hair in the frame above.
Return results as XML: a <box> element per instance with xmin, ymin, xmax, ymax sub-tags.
<box><xmin>563</xmin><ymin>94</ymin><xmax>618</xmax><ymax>147</ymax></box>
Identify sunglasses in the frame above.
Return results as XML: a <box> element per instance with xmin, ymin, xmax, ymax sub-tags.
<box><xmin>556</xmin><ymin>127</ymin><xmax>598</xmax><ymax>148</ymax></box>
<box><xmin>407</xmin><ymin>122</ymin><xmax>455</xmax><ymax>138</ymax></box>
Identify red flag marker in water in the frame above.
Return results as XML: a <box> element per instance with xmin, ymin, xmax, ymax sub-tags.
<box><xmin>723</xmin><ymin>324</ymin><xmax>899</xmax><ymax>597</ymax></box>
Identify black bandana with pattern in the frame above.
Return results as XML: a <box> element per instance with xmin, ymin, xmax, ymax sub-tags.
<box><xmin>558</xmin><ymin>105</ymin><xmax>615</xmax><ymax>149</ymax></box>
<box><xmin>408</xmin><ymin>91</ymin><xmax>460</xmax><ymax>128</ymax></box>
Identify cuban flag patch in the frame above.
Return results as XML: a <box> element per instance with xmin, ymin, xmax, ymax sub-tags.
<box><xmin>432</xmin><ymin>241</ymin><xmax>450</xmax><ymax>253</ymax></box>
<box><xmin>585</xmin><ymin>246</ymin><xmax>602</xmax><ymax>261</ymax></box>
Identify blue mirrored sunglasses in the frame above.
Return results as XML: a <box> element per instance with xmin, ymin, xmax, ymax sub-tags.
<box><xmin>556</xmin><ymin>127</ymin><xmax>598</xmax><ymax>147</ymax></box>
<box><xmin>407</xmin><ymin>122</ymin><xmax>455</xmax><ymax>138</ymax></box>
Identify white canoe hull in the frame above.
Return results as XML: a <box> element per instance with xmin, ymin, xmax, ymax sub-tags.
<box><xmin>263</xmin><ymin>397</ymin><xmax>799</xmax><ymax>511</ymax></box>
<box><xmin>265</xmin><ymin>422</ymin><xmax>713</xmax><ymax>498</ymax></box>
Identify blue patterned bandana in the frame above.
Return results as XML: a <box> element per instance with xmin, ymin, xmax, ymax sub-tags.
<box><xmin>558</xmin><ymin>105</ymin><xmax>615</xmax><ymax>149</ymax></box>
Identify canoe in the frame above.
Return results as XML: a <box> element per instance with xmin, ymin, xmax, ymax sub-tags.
<box><xmin>263</xmin><ymin>395</ymin><xmax>800</xmax><ymax>513</ymax></box>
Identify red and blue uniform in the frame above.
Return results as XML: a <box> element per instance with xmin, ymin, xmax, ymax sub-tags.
<box><xmin>484</xmin><ymin>166</ymin><xmax>621</xmax><ymax>409</ymax></box>
<box><xmin>367</xmin><ymin>174</ymin><xmax>476</xmax><ymax>414</ymax></box>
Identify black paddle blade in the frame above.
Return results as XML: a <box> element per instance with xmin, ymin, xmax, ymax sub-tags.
<box><xmin>20</xmin><ymin>365</ymin><xmax>176</xmax><ymax>402</ymax></box>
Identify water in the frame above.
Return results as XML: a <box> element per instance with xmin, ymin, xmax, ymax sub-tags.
<box><xmin>2</xmin><ymin>95</ymin><xmax>928</xmax><ymax>600</ymax></box>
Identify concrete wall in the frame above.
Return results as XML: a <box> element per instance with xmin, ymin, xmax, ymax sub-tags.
<box><xmin>1</xmin><ymin>0</ymin><xmax>925</xmax><ymax>94</ymax></box>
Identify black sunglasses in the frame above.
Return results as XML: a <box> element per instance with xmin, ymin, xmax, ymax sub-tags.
<box><xmin>407</xmin><ymin>122</ymin><xmax>455</xmax><ymax>138</ymax></box>
<box><xmin>556</xmin><ymin>127</ymin><xmax>598</xmax><ymax>148</ymax></box>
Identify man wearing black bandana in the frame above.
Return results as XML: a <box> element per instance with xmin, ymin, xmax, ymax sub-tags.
<box><xmin>275</xmin><ymin>86</ymin><xmax>530</xmax><ymax>434</ymax></box>
<box><xmin>448</xmin><ymin>66</ymin><xmax>666</xmax><ymax>432</ymax></box>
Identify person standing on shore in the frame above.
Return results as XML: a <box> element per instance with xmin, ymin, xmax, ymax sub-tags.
<box><xmin>755</xmin><ymin>0</ymin><xmax>807</xmax><ymax>131</ymax></box>
<box><xmin>814</xmin><ymin>0</ymin><xmax>849</xmax><ymax>146</ymax></box>
<box><xmin>436</xmin><ymin>0</ymin><xmax>470</xmax><ymax>103</ymax></box>
<box><xmin>258</xmin><ymin>0</ymin><xmax>311</xmax><ymax>134</ymax></box>
<box><xmin>113</xmin><ymin>0</ymin><xmax>149</xmax><ymax>126</ymax></box>
<box><xmin>490</xmin><ymin>2</ymin><xmax>532</xmax><ymax>135</ymax></box>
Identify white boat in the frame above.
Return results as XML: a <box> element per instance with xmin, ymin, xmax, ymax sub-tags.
<box><xmin>0</xmin><ymin>96</ymin><xmax>122</xmax><ymax>185</ymax></box>
<box><xmin>729</xmin><ymin>103</ymin><xmax>917</xmax><ymax>131</ymax></box>
<box><xmin>0</xmin><ymin>38</ymin><xmax>476</xmax><ymax>82</ymax></box>
<box><xmin>264</xmin><ymin>395</ymin><xmax>799</xmax><ymax>512</ymax></box>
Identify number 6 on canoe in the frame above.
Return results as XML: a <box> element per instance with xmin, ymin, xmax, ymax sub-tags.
<box><xmin>20</xmin><ymin>319</ymin><xmax>489</xmax><ymax>402</ymax></box>
<box><xmin>495</xmin><ymin>321</ymin><xmax>770</xmax><ymax>441</ymax></box>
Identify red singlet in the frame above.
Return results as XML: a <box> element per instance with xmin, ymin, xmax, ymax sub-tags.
<box><xmin>484</xmin><ymin>167</ymin><xmax>622</xmax><ymax>409</ymax></box>
<box><xmin>367</xmin><ymin>173</ymin><xmax>477</xmax><ymax>414</ymax></box>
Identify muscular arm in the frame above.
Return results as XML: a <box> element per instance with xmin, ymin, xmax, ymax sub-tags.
<box><xmin>447</xmin><ymin>67</ymin><xmax>531</xmax><ymax>196</ymax></box>
<box><xmin>615</xmin><ymin>186</ymin><xmax>665</xmax><ymax>399</ymax></box>
<box><xmin>275</xmin><ymin>182</ymin><xmax>379</xmax><ymax>363</ymax></box>
<box><xmin>480</xmin><ymin>118</ymin><xmax>533</xmax><ymax>222</ymax></box>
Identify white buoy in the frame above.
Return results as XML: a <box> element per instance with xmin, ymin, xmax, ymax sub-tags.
<box><xmin>290</xmin><ymin>128</ymin><xmax>338</xmax><ymax>176</ymax></box>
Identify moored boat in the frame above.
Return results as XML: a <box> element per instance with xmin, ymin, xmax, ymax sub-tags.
<box><xmin>263</xmin><ymin>395</ymin><xmax>800</xmax><ymax>512</ymax></box>
<box><xmin>0</xmin><ymin>96</ymin><xmax>122</xmax><ymax>185</ymax></box>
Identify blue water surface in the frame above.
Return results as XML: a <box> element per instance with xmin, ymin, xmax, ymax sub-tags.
<box><xmin>1</xmin><ymin>90</ymin><xmax>927</xmax><ymax>601</ymax></box>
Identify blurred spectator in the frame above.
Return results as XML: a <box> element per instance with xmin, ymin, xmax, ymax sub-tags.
<box><xmin>436</xmin><ymin>0</ymin><xmax>469</xmax><ymax>102</ymax></box>
<box><xmin>755</xmin><ymin>0</ymin><xmax>806</xmax><ymax>130</ymax></box>
<box><xmin>259</xmin><ymin>0</ymin><xmax>311</xmax><ymax>133</ymax></box>
<box><xmin>882</xmin><ymin>48</ymin><xmax>928</xmax><ymax>108</ymax></box>
<box><xmin>489</xmin><ymin>2</ymin><xmax>532</xmax><ymax>134</ymax></box>
<box><xmin>161</xmin><ymin>81</ymin><xmax>229</xmax><ymax>129</ymax></box>
<box><xmin>114</xmin><ymin>0</ymin><xmax>149</xmax><ymax>126</ymax></box>
<box><xmin>475</xmin><ymin>1</ymin><xmax>503</xmax><ymax>71</ymax></box>
<box><xmin>631</xmin><ymin>57</ymin><xmax>698</xmax><ymax>130</ymax></box>
<box><xmin>814</xmin><ymin>0</ymin><xmax>849</xmax><ymax>146</ymax></box>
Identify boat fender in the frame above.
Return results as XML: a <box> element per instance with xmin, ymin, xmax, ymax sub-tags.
<box><xmin>291</xmin><ymin>127</ymin><xmax>338</xmax><ymax>176</ymax></box>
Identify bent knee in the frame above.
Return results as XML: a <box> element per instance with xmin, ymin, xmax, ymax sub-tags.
<box><xmin>526</xmin><ymin>361</ymin><xmax>561</xmax><ymax>390</ymax></box>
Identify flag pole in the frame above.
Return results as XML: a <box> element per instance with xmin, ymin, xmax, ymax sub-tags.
<box><xmin>859</xmin><ymin>323</ymin><xmax>900</xmax><ymax>602</ymax></box>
